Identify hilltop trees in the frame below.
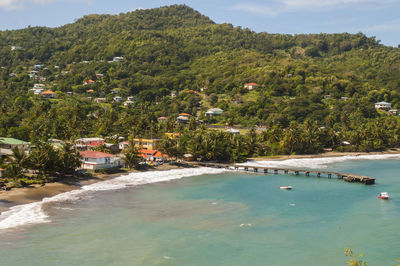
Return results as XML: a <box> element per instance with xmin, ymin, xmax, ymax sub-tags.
<box><xmin>0</xmin><ymin>5</ymin><xmax>399</xmax><ymax>164</ymax></box>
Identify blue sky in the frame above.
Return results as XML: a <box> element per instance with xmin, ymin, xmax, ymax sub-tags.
<box><xmin>0</xmin><ymin>0</ymin><xmax>399</xmax><ymax>47</ymax></box>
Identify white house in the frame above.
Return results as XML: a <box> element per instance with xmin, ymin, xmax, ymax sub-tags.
<box><xmin>113</xmin><ymin>57</ymin><xmax>124</xmax><ymax>62</ymax></box>
<box><xmin>11</xmin><ymin>46</ymin><xmax>22</xmax><ymax>51</ymax></box>
<box><xmin>205</xmin><ymin>108</ymin><xmax>223</xmax><ymax>117</ymax></box>
<box><xmin>225</xmin><ymin>128</ymin><xmax>240</xmax><ymax>135</ymax></box>
<box><xmin>123</xmin><ymin>100</ymin><xmax>134</xmax><ymax>107</ymax></box>
<box><xmin>79</xmin><ymin>150</ymin><xmax>122</xmax><ymax>171</ymax></box>
<box><xmin>113</xmin><ymin>96</ymin><xmax>123</xmax><ymax>102</ymax></box>
<box><xmin>375</xmin><ymin>101</ymin><xmax>391</xmax><ymax>109</ymax></box>
<box><xmin>95</xmin><ymin>98</ymin><xmax>107</xmax><ymax>103</ymax></box>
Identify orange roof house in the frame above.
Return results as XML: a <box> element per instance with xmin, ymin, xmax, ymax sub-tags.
<box><xmin>40</xmin><ymin>90</ymin><xmax>57</xmax><ymax>98</ymax></box>
<box><xmin>179</xmin><ymin>113</ymin><xmax>191</xmax><ymax>117</ymax></box>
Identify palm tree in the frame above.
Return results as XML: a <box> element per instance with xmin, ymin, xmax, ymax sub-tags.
<box><xmin>122</xmin><ymin>140</ymin><xmax>141</xmax><ymax>169</ymax></box>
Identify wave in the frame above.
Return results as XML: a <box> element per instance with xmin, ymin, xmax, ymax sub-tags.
<box><xmin>239</xmin><ymin>154</ymin><xmax>400</xmax><ymax>169</ymax></box>
<box><xmin>0</xmin><ymin>167</ymin><xmax>226</xmax><ymax>231</ymax></box>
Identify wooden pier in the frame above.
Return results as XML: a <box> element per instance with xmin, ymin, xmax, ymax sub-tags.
<box><xmin>189</xmin><ymin>162</ymin><xmax>375</xmax><ymax>185</ymax></box>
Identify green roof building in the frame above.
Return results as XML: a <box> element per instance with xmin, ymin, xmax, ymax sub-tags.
<box><xmin>0</xmin><ymin>137</ymin><xmax>30</xmax><ymax>150</ymax></box>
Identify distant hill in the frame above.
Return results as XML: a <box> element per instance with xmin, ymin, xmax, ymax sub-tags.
<box><xmin>0</xmin><ymin>4</ymin><xmax>400</xmax><ymax>155</ymax></box>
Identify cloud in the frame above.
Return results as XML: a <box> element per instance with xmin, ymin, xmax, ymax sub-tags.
<box><xmin>0</xmin><ymin>0</ymin><xmax>89</xmax><ymax>10</ymax></box>
<box><xmin>233</xmin><ymin>0</ymin><xmax>391</xmax><ymax>17</ymax></box>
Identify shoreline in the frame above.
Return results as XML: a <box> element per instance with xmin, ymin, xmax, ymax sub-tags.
<box><xmin>248</xmin><ymin>148</ymin><xmax>400</xmax><ymax>161</ymax></box>
<box><xmin>2</xmin><ymin>149</ymin><xmax>400</xmax><ymax>213</ymax></box>
<box><xmin>0</xmin><ymin>164</ymin><xmax>185</xmax><ymax>213</ymax></box>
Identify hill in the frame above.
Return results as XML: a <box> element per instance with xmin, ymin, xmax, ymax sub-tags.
<box><xmin>1</xmin><ymin>4</ymin><xmax>400</xmax><ymax>160</ymax></box>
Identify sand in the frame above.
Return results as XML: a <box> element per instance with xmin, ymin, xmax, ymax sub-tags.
<box><xmin>0</xmin><ymin>163</ymin><xmax>184</xmax><ymax>213</ymax></box>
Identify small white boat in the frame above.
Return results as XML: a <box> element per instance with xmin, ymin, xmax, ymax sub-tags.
<box><xmin>378</xmin><ymin>192</ymin><xmax>389</xmax><ymax>199</ymax></box>
<box><xmin>280</xmin><ymin>186</ymin><xmax>293</xmax><ymax>190</ymax></box>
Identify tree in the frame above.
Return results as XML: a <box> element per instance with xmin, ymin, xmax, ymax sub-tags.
<box><xmin>122</xmin><ymin>140</ymin><xmax>141</xmax><ymax>169</ymax></box>
<box><xmin>57</xmin><ymin>144</ymin><xmax>82</xmax><ymax>175</ymax></box>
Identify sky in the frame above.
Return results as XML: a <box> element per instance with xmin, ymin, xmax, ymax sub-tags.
<box><xmin>0</xmin><ymin>0</ymin><xmax>399</xmax><ymax>47</ymax></box>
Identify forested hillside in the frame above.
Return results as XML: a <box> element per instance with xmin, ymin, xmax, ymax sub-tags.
<box><xmin>1</xmin><ymin>4</ymin><xmax>400</xmax><ymax>160</ymax></box>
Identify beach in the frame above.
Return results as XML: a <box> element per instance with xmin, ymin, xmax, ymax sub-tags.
<box><xmin>0</xmin><ymin>163</ymin><xmax>184</xmax><ymax>213</ymax></box>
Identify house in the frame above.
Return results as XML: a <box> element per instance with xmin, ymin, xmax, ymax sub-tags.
<box><xmin>33</xmin><ymin>64</ymin><xmax>43</xmax><ymax>70</ymax></box>
<box><xmin>171</xmin><ymin>91</ymin><xmax>177</xmax><ymax>97</ymax></box>
<box><xmin>244</xmin><ymin>83</ymin><xmax>259</xmax><ymax>90</ymax></box>
<box><xmin>139</xmin><ymin>149</ymin><xmax>168</xmax><ymax>161</ymax></box>
<box><xmin>11</xmin><ymin>46</ymin><xmax>22</xmax><ymax>51</ymax></box>
<box><xmin>95</xmin><ymin>98</ymin><xmax>107</xmax><ymax>103</ymax></box>
<box><xmin>33</xmin><ymin>83</ymin><xmax>45</xmax><ymax>89</ymax></box>
<box><xmin>205</xmin><ymin>108</ymin><xmax>223</xmax><ymax>117</ymax></box>
<box><xmin>96</xmin><ymin>74</ymin><xmax>104</xmax><ymax>78</ymax></box>
<box><xmin>112</xmin><ymin>90</ymin><xmax>119</xmax><ymax>94</ymax></box>
<box><xmin>375</xmin><ymin>101</ymin><xmax>391</xmax><ymax>109</ymax></box>
<box><xmin>389</xmin><ymin>109</ymin><xmax>399</xmax><ymax>115</ymax></box>
<box><xmin>30</xmin><ymin>88</ymin><xmax>44</xmax><ymax>95</ymax></box>
<box><xmin>200</xmin><ymin>87</ymin><xmax>207</xmax><ymax>92</ymax></box>
<box><xmin>41</xmin><ymin>90</ymin><xmax>57</xmax><ymax>99</ymax></box>
<box><xmin>29</xmin><ymin>71</ymin><xmax>38</xmax><ymax>79</ymax></box>
<box><xmin>113</xmin><ymin>96</ymin><xmax>123</xmax><ymax>102</ymax></box>
<box><xmin>113</xmin><ymin>57</ymin><xmax>124</xmax><ymax>62</ymax></box>
<box><xmin>157</xmin><ymin>116</ymin><xmax>168</xmax><ymax>122</ymax></box>
<box><xmin>179</xmin><ymin>113</ymin><xmax>191</xmax><ymax>117</ymax></box>
<box><xmin>75</xmin><ymin>138</ymin><xmax>105</xmax><ymax>150</ymax></box>
<box><xmin>9</xmin><ymin>73</ymin><xmax>17</xmax><ymax>77</ymax></box>
<box><xmin>120</xmin><ymin>139</ymin><xmax>160</xmax><ymax>150</ymax></box>
<box><xmin>177</xmin><ymin>115</ymin><xmax>189</xmax><ymax>124</ymax></box>
<box><xmin>0</xmin><ymin>168</ymin><xmax>5</xmax><ymax>178</ymax></box>
<box><xmin>0</xmin><ymin>137</ymin><xmax>30</xmax><ymax>156</ymax></box>
<box><xmin>127</xmin><ymin>96</ymin><xmax>136</xmax><ymax>101</ymax></box>
<box><xmin>340</xmin><ymin>97</ymin><xmax>349</xmax><ymax>101</ymax></box>
<box><xmin>225</xmin><ymin>128</ymin><xmax>240</xmax><ymax>135</ymax></box>
<box><xmin>79</xmin><ymin>150</ymin><xmax>122</xmax><ymax>170</ymax></box>
<box><xmin>87</xmin><ymin>89</ymin><xmax>94</xmax><ymax>93</ymax></box>
<box><xmin>133</xmin><ymin>138</ymin><xmax>160</xmax><ymax>150</ymax></box>
<box><xmin>84</xmin><ymin>80</ymin><xmax>95</xmax><ymax>85</ymax></box>
<box><xmin>323</xmin><ymin>95</ymin><xmax>332</xmax><ymax>99</ymax></box>
<box><xmin>124</xmin><ymin>100</ymin><xmax>134</xmax><ymax>107</ymax></box>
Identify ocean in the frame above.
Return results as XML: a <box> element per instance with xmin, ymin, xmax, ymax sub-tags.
<box><xmin>0</xmin><ymin>155</ymin><xmax>400</xmax><ymax>265</ymax></box>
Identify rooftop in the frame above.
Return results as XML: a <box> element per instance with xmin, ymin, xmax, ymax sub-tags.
<box><xmin>0</xmin><ymin>137</ymin><xmax>29</xmax><ymax>145</ymax></box>
<box><xmin>80</xmin><ymin>150</ymin><xmax>114</xmax><ymax>158</ymax></box>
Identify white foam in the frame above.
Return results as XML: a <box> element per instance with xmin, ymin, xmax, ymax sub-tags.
<box><xmin>0</xmin><ymin>168</ymin><xmax>226</xmax><ymax>231</ymax></box>
<box><xmin>239</xmin><ymin>154</ymin><xmax>400</xmax><ymax>169</ymax></box>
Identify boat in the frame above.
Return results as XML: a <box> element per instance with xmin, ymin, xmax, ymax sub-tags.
<box><xmin>280</xmin><ymin>186</ymin><xmax>293</xmax><ymax>190</ymax></box>
<box><xmin>378</xmin><ymin>192</ymin><xmax>389</xmax><ymax>199</ymax></box>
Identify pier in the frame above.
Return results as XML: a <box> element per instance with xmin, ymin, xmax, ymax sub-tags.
<box><xmin>189</xmin><ymin>162</ymin><xmax>375</xmax><ymax>185</ymax></box>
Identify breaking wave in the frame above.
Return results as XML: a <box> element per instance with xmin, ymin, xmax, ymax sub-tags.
<box><xmin>0</xmin><ymin>168</ymin><xmax>226</xmax><ymax>230</ymax></box>
<box><xmin>239</xmin><ymin>154</ymin><xmax>400</xmax><ymax>169</ymax></box>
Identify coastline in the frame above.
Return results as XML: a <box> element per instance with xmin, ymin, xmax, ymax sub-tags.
<box><xmin>0</xmin><ymin>164</ymin><xmax>185</xmax><ymax>213</ymax></box>
<box><xmin>2</xmin><ymin>149</ymin><xmax>400</xmax><ymax>214</ymax></box>
<box><xmin>249</xmin><ymin>148</ymin><xmax>400</xmax><ymax>161</ymax></box>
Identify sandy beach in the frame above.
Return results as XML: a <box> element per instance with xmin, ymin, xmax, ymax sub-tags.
<box><xmin>249</xmin><ymin>148</ymin><xmax>400</xmax><ymax>161</ymax></box>
<box><xmin>0</xmin><ymin>163</ymin><xmax>184</xmax><ymax>213</ymax></box>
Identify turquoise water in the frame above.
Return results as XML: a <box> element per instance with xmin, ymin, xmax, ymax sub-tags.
<box><xmin>0</xmin><ymin>159</ymin><xmax>400</xmax><ymax>265</ymax></box>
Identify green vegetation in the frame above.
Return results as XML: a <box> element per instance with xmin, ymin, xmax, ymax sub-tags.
<box><xmin>1</xmin><ymin>4</ymin><xmax>400</xmax><ymax>163</ymax></box>
<box><xmin>1</xmin><ymin>144</ymin><xmax>81</xmax><ymax>187</ymax></box>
